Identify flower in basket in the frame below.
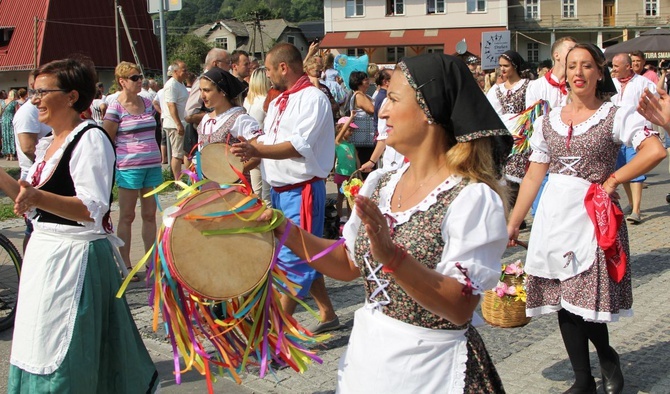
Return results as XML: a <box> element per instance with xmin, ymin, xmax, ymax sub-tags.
<box><xmin>493</xmin><ymin>259</ymin><xmax>527</xmax><ymax>303</ymax></box>
<box><xmin>341</xmin><ymin>178</ymin><xmax>364</xmax><ymax>205</ymax></box>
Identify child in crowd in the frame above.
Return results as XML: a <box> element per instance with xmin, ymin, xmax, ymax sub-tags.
<box><xmin>334</xmin><ymin>112</ymin><xmax>360</xmax><ymax>220</ymax></box>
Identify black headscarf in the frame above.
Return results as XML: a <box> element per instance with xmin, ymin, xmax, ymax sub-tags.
<box><xmin>500</xmin><ymin>50</ymin><xmax>525</xmax><ymax>73</ymax></box>
<box><xmin>589</xmin><ymin>44</ymin><xmax>617</xmax><ymax>95</ymax></box>
<box><xmin>398</xmin><ymin>54</ymin><xmax>513</xmax><ymax>175</ymax></box>
<box><xmin>202</xmin><ymin>66</ymin><xmax>247</xmax><ymax>99</ymax></box>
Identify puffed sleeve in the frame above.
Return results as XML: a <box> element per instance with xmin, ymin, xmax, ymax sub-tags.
<box><xmin>69</xmin><ymin>126</ymin><xmax>116</xmax><ymax>227</ymax></box>
<box><xmin>485</xmin><ymin>85</ymin><xmax>503</xmax><ymax>115</ymax></box>
<box><xmin>528</xmin><ymin>114</ymin><xmax>550</xmax><ymax>163</ymax></box>
<box><xmin>436</xmin><ymin>183</ymin><xmax>507</xmax><ymax>295</ymax></box>
<box><xmin>232</xmin><ymin>113</ymin><xmax>262</xmax><ymax>141</ymax></box>
<box><xmin>342</xmin><ymin>169</ymin><xmax>388</xmax><ymax>266</ymax></box>
<box><xmin>613</xmin><ymin>104</ymin><xmax>656</xmax><ymax>150</ymax></box>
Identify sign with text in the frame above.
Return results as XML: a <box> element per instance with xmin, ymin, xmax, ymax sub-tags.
<box><xmin>148</xmin><ymin>0</ymin><xmax>182</xmax><ymax>13</ymax></box>
<box><xmin>481</xmin><ymin>31</ymin><xmax>511</xmax><ymax>70</ymax></box>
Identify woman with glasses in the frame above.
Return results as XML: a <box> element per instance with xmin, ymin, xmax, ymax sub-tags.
<box><xmin>2</xmin><ymin>58</ymin><xmax>158</xmax><ymax>393</ymax></box>
<box><xmin>261</xmin><ymin>53</ymin><xmax>511</xmax><ymax>392</ymax></box>
<box><xmin>103</xmin><ymin>62</ymin><xmax>162</xmax><ymax>282</ymax></box>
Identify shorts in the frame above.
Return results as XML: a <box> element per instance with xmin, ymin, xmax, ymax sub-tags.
<box><xmin>116</xmin><ymin>166</ymin><xmax>164</xmax><ymax>190</ymax></box>
<box><xmin>334</xmin><ymin>173</ymin><xmax>349</xmax><ymax>188</ymax></box>
<box><xmin>165</xmin><ymin>128</ymin><xmax>185</xmax><ymax>158</ymax></box>
<box><xmin>161</xmin><ymin>128</ymin><xmax>167</xmax><ymax>146</ymax></box>
<box><xmin>615</xmin><ymin>145</ymin><xmax>646</xmax><ymax>183</ymax></box>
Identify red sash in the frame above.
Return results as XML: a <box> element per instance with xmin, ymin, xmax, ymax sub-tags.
<box><xmin>272</xmin><ymin>176</ymin><xmax>321</xmax><ymax>233</ymax></box>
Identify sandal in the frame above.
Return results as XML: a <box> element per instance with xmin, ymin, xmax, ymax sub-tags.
<box><xmin>126</xmin><ymin>267</ymin><xmax>141</xmax><ymax>282</ymax></box>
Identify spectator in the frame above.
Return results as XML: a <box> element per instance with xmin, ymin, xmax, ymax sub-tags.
<box><xmin>161</xmin><ymin>60</ymin><xmax>189</xmax><ymax>181</ymax></box>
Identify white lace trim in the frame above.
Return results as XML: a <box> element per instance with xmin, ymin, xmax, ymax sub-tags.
<box><xmin>549</xmin><ymin>101</ymin><xmax>614</xmax><ymax>136</ymax></box>
<box><xmin>379</xmin><ymin>163</ymin><xmax>463</xmax><ymax>226</ymax></box>
<box><xmin>77</xmin><ymin>195</ymin><xmax>107</xmax><ymax>228</ymax></box>
<box><xmin>529</xmin><ymin>150</ymin><xmax>550</xmax><ymax>164</ymax></box>
<box><xmin>631</xmin><ymin>127</ymin><xmax>660</xmax><ymax>150</ymax></box>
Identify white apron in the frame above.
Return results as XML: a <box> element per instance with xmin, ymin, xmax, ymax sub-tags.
<box><xmin>10</xmin><ymin>230</ymin><xmax>123</xmax><ymax>375</ymax></box>
<box><xmin>337</xmin><ymin>307</ymin><xmax>468</xmax><ymax>394</ymax></box>
<box><xmin>526</xmin><ymin>173</ymin><xmax>597</xmax><ymax>281</ymax></box>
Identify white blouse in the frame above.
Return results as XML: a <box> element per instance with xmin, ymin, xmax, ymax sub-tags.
<box><xmin>197</xmin><ymin>107</ymin><xmax>261</xmax><ymax>147</ymax></box>
<box><xmin>26</xmin><ymin>121</ymin><xmax>116</xmax><ymax>235</ymax></box>
<box><xmin>342</xmin><ymin>163</ymin><xmax>508</xmax><ymax>295</ymax></box>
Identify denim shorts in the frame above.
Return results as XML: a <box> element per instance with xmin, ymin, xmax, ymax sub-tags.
<box><xmin>615</xmin><ymin>145</ymin><xmax>646</xmax><ymax>183</ymax></box>
<box><xmin>116</xmin><ymin>166</ymin><xmax>164</xmax><ymax>189</ymax></box>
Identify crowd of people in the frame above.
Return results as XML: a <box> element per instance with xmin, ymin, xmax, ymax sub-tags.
<box><xmin>0</xmin><ymin>36</ymin><xmax>668</xmax><ymax>393</ymax></box>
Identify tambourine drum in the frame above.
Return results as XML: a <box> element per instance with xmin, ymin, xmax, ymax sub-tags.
<box><xmin>168</xmin><ymin>189</ymin><xmax>275</xmax><ymax>300</ymax></box>
<box><xmin>199</xmin><ymin>143</ymin><xmax>244</xmax><ymax>184</ymax></box>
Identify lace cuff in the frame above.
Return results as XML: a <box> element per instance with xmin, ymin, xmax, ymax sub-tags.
<box><xmin>529</xmin><ymin>149</ymin><xmax>550</xmax><ymax>163</ymax></box>
<box><xmin>631</xmin><ymin>127</ymin><xmax>660</xmax><ymax>151</ymax></box>
<box><xmin>76</xmin><ymin>195</ymin><xmax>108</xmax><ymax>228</ymax></box>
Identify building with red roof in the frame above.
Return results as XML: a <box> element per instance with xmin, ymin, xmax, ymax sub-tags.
<box><xmin>0</xmin><ymin>0</ymin><xmax>160</xmax><ymax>92</ymax></box>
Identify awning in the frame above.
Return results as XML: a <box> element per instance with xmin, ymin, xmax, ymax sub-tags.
<box><xmin>320</xmin><ymin>27</ymin><xmax>505</xmax><ymax>56</ymax></box>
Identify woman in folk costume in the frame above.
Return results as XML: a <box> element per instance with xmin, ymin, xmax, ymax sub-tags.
<box><xmin>486</xmin><ymin>50</ymin><xmax>544</xmax><ymax>210</ymax></box>
<box><xmin>263</xmin><ymin>53</ymin><xmax>513</xmax><ymax>393</ymax></box>
<box><xmin>508</xmin><ymin>44</ymin><xmax>667</xmax><ymax>394</ymax></box>
<box><xmin>3</xmin><ymin>59</ymin><xmax>159</xmax><ymax>392</ymax></box>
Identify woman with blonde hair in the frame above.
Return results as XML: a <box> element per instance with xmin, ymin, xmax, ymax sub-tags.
<box><xmin>103</xmin><ymin>61</ymin><xmax>162</xmax><ymax>282</ymax></box>
<box><xmin>261</xmin><ymin>53</ymin><xmax>512</xmax><ymax>392</ymax></box>
<box><xmin>244</xmin><ymin>67</ymin><xmax>272</xmax><ymax>204</ymax></box>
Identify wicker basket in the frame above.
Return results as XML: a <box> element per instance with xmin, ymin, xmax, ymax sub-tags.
<box><xmin>481</xmin><ymin>276</ymin><xmax>531</xmax><ymax>328</ymax></box>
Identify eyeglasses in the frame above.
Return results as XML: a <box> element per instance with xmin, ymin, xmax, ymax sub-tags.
<box><xmin>126</xmin><ymin>74</ymin><xmax>143</xmax><ymax>82</ymax></box>
<box><xmin>28</xmin><ymin>89</ymin><xmax>68</xmax><ymax>98</ymax></box>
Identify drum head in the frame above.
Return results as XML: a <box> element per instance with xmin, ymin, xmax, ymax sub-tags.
<box><xmin>200</xmin><ymin>143</ymin><xmax>244</xmax><ymax>184</ymax></box>
<box><xmin>169</xmin><ymin>189</ymin><xmax>274</xmax><ymax>300</ymax></box>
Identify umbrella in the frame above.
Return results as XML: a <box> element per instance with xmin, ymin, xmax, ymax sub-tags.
<box><xmin>604</xmin><ymin>28</ymin><xmax>670</xmax><ymax>61</ymax></box>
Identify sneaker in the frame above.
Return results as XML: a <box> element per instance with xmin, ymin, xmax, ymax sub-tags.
<box><xmin>622</xmin><ymin>205</ymin><xmax>633</xmax><ymax>215</ymax></box>
<box><xmin>306</xmin><ymin>317</ymin><xmax>342</xmax><ymax>335</ymax></box>
<box><xmin>626</xmin><ymin>212</ymin><xmax>642</xmax><ymax>224</ymax></box>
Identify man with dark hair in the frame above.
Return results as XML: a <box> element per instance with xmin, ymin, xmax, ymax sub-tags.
<box><xmin>230</xmin><ymin>50</ymin><xmax>251</xmax><ymax>102</ymax></box>
<box><xmin>232</xmin><ymin>43</ymin><xmax>340</xmax><ymax>334</ymax></box>
<box><xmin>631</xmin><ymin>50</ymin><xmax>659</xmax><ymax>84</ymax></box>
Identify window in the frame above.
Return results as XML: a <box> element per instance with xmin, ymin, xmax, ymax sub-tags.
<box><xmin>347</xmin><ymin>48</ymin><xmax>365</xmax><ymax>57</ymax></box>
<box><xmin>386</xmin><ymin>0</ymin><xmax>404</xmax><ymax>15</ymax></box>
<box><xmin>527</xmin><ymin>42</ymin><xmax>539</xmax><ymax>63</ymax></box>
<box><xmin>215</xmin><ymin>37</ymin><xmax>228</xmax><ymax>50</ymax></box>
<box><xmin>427</xmin><ymin>46</ymin><xmax>444</xmax><ymax>54</ymax></box>
<box><xmin>427</xmin><ymin>0</ymin><xmax>445</xmax><ymax>14</ymax></box>
<box><xmin>525</xmin><ymin>0</ymin><xmax>539</xmax><ymax>20</ymax></box>
<box><xmin>346</xmin><ymin>0</ymin><xmax>364</xmax><ymax>17</ymax></box>
<box><xmin>645</xmin><ymin>0</ymin><xmax>658</xmax><ymax>16</ymax></box>
<box><xmin>562</xmin><ymin>0</ymin><xmax>575</xmax><ymax>18</ymax></box>
<box><xmin>386</xmin><ymin>47</ymin><xmax>405</xmax><ymax>63</ymax></box>
<box><xmin>0</xmin><ymin>28</ymin><xmax>14</xmax><ymax>47</ymax></box>
<box><xmin>467</xmin><ymin>0</ymin><xmax>486</xmax><ymax>13</ymax></box>
<box><xmin>287</xmin><ymin>35</ymin><xmax>295</xmax><ymax>45</ymax></box>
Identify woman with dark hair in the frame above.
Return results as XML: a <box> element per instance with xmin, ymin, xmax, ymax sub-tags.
<box><xmin>198</xmin><ymin>67</ymin><xmax>261</xmax><ymax>173</ymax></box>
<box><xmin>348</xmin><ymin>70</ymin><xmax>376</xmax><ymax>166</ymax></box>
<box><xmin>261</xmin><ymin>53</ymin><xmax>512</xmax><ymax>392</ymax></box>
<box><xmin>508</xmin><ymin>44</ymin><xmax>666</xmax><ymax>394</ymax></box>
<box><xmin>2</xmin><ymin>58</ymin><xmax>158</xmax><ymax>393</ymax></box>
<box><xmin>486</xmin><ymin>50</ymin><xmax>533</xmax><ymax>210</ymax></box>
<box><xmin>103</xmin><ymin>61</ymin><xmax>162</xmax><ymax>283</ymax></box>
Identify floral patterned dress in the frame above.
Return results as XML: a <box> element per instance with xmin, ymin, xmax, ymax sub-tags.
<box><xmin>340</xmin><ymin>165</ymin><xmax>508</xmax><ymax>393</ymax></box>
<box><xmin>524</xmin><ymin>102</ymin><xmax>650</xmax><ymax>322</ymax></box>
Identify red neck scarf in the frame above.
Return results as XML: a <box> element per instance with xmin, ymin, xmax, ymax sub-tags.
<box><xmin>274</xmin><ymin>74</ymin><xmax>313</xmax><ymax>113</ymax></box>
<box><xmin>545</xmin><ymin>69</ymin><xmax>568</xmax><ymax>95</ymax></box>
<box><xmin>617</xmin><ymin>73</ymin><xmax>634</xmax><ymax>97</ymax></box>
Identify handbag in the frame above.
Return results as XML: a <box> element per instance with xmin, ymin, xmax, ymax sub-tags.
<box><xmin>348</xmin><ymin>93</ymin><xmax>376</xmax><ymax>148</ymax></box>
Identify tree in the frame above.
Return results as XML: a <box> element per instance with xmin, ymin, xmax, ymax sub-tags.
<box><xmin>167</xmin><ymin>34</ymin><xmax>212</xmax><ymax>75</ymax></box>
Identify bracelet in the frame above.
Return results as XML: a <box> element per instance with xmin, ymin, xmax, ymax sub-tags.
<box><xmin>369</xmin><ymin>159</ymin><xmax>377</xmax><ymax>165</ymax></box>
<box><xmin>609</xmin><ymin>173</ymin><xmax>620</xmax><ymax>186</ymax></box>
<box><xmin>382</xmin><ymin>244</ymin><xmax>407</xmax><ymax>273</ymax></box>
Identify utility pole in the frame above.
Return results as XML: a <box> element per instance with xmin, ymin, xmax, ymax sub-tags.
<box><xmin>115</xmin><ymin>0</ymin><xmax>121</xmax><ymax>63</ymax></box>
<box><xmin>254</xmin><ymin>11</ymin><xmax>265</xmax><ymax>61</ymax></box>
<box><xmin>159</xmin><ymin>0</ymin><xmax>168</xmax><ymax>83</ymax></box>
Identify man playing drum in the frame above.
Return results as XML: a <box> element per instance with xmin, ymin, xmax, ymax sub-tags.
<box><xmin>232</xmin><ymin>43</ymin><xmax>340</xmax><ymax>334</ymax></box>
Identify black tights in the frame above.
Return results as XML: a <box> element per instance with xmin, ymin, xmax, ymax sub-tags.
<box><xmin>558</xmin><ymin>309</ymin><xmax>617</xmax><ymax>386</ymax></box>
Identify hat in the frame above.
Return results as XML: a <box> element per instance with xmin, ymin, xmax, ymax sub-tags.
<box><xmin>202</xmin><ymin>66</ymin><xmax>247</xmax><ymax>99</ymax></box>
<box><xmin>337</xmin><ymin>116</ymin><xmax>358</xmax><ymax>128</ymax></box>
<box><xmin>466</xmin><ymin>56</ymin><xmax>479</xmax><ymax>65</ymax></box>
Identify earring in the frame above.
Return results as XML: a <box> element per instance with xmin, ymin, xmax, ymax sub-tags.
<box><xmin>427</xmin><ymin>119</ymin><xmax>434</xmax><ymax>125</ymax></box>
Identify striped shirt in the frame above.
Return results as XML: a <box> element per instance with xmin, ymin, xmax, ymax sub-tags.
<box><xmin>104</xmin><ymin>97</ymin><xmax>161</xmax><ymax>169</ymax></box>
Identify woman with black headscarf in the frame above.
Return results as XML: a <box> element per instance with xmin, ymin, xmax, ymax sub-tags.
<box><xmin>508</xmin><ymin>44</ymin><xmax>666</xmax><ymax>394</ymax></box>
<box><xmin>486</xmin><ymin>50</ymin><xmax>534</xmax><ymax>209</ymax></box>
<box><xmin>263</xmin><ymin>53</ymin><xmax>512</xmax><ymax>392</ymax></box>
<box><xmin>197</xmin><ymin>66</ymin><xmax>262</xmax><ymax>173</ymax></box>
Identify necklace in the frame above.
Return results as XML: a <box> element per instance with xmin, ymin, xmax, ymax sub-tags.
<box><xmin>396</xmin><ymin>163</ymin><xmax>447</xmax><ymax>209</ymax></box>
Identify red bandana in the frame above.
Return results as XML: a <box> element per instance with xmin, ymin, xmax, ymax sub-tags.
<box><xmin>545</xmin><ymin>69</ymin><xmax>568</xmax><ymax>95</ymax></box>
<box><xmin>584</xmin><ymin>184</ymin><xmax>626</xmax><ymax>282</ymax></box>
<box><xmin>274</xmin><ymin>74</ymin><xmax>313</xmax><ymax>113</ymax></box>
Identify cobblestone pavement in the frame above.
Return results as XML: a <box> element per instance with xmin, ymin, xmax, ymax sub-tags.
<box><xmin>0</xmin><ymin>158</ymin><xmax>668</xmax><ymax>393</ymax></box>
